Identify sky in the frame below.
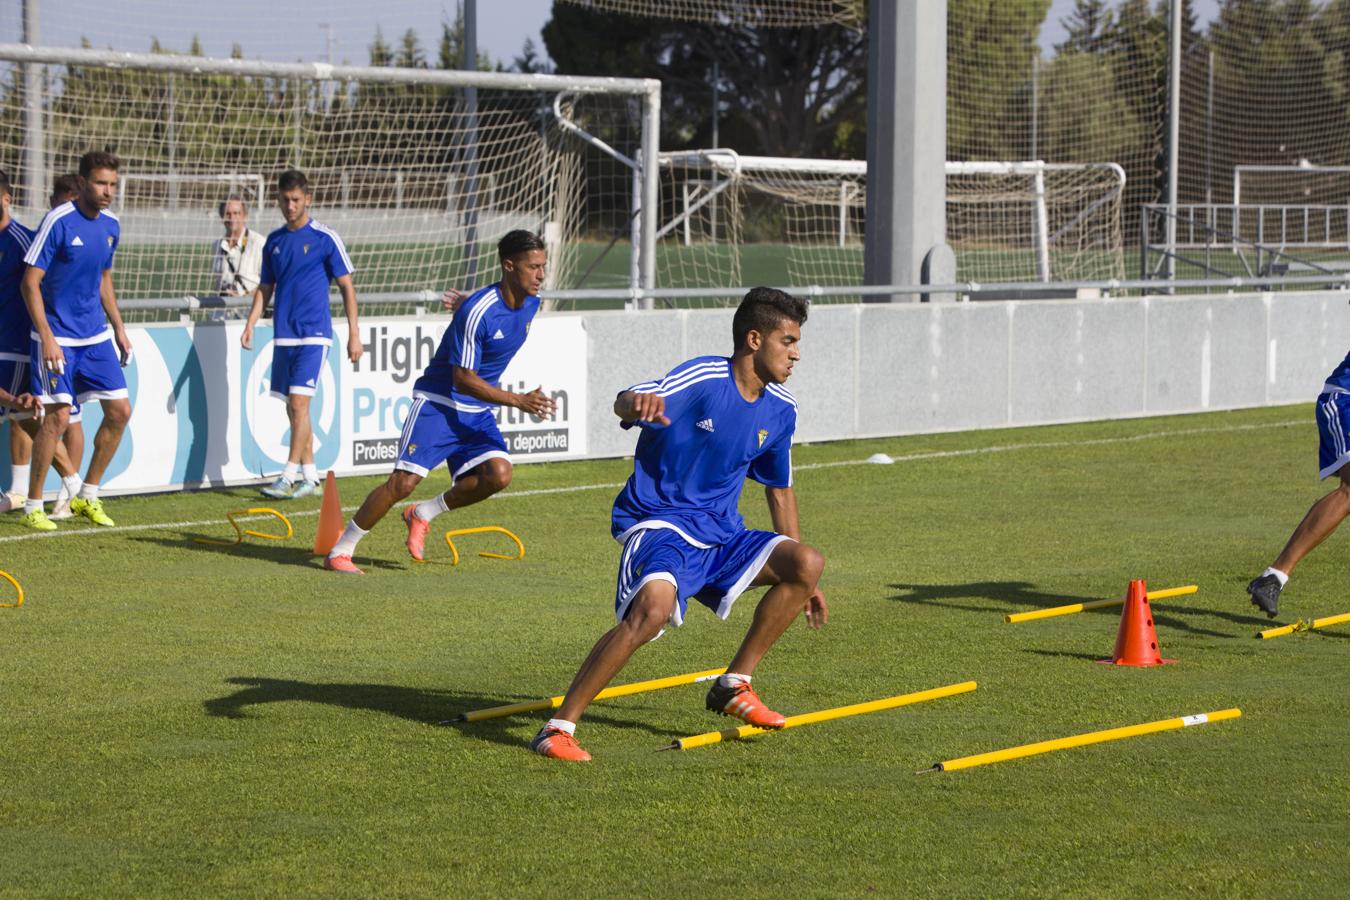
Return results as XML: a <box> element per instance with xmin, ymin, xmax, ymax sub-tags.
<box><xmin>2</xmin><ymin>0</ymin><xmax>1228</xmax><ymax>70</ymax></box>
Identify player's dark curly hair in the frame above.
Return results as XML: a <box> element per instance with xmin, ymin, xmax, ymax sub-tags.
<box><xmin>78</xmin><ymin>150</ymin><xmax>119</xmax><ymax>178</ymax></box>
<box><xmin>277</xmin><ymin>169</ymin><xmax>310</xmax><ymax>194</ymax></box>
<box><xmin>50</xmin><ymin>174</ymin><xmax>79</xmax><ymax>206</ymax></box>
<box><xmin>498</xmin><ymin>229</ymin><xmax>546</xmax><ymax>261</ymax></box>
<box><xmin>732</xmin><ymin>287</ymin><xmax>809</xmax><ymax>351</ymax></box>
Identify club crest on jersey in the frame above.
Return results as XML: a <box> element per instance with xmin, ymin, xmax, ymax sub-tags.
<box><xmin>106</xmin><ymin>235</ymin><xmax>114</xmax><ymax>247</ymax></box>
<box><xmin>757</xmin><ymin>428</ymin><xmax>769</xmax><ymax>448</ymax></box>
<box><xmin>303</xmin><ymin>243</ymin><xmax>311</xmax><ymax>254</ymax></box>
<box><xmin>407</xmin><ymin>443</ymin><xmax>417</xmax><ymax>454</ymax></box>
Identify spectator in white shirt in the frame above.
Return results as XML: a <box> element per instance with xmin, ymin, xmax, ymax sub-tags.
<box><xmin>212</xmin><ymin>196</ymin><xmax>264</xmax><ymax>297</ymax></box>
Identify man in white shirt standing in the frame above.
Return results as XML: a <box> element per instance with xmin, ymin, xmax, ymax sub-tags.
<box><xmin>212</xmin><ymin>196</ymin><xmax>264</xmax><ymax>297</ymax></box>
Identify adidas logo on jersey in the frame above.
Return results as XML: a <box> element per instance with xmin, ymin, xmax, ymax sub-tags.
<box><xmin>696</xmin><ymin>418</ymin><xmax>715</xmax><ymax>432</ymax></box>
<box><xmin>492</xmin><ymin>329</ymin><xmax>505</xmax><ymax>340</ymax></box>
<box><xmin>71</xmin><ymin>236</ymin><xmax>84</xmax><ymax>246</ymax></box>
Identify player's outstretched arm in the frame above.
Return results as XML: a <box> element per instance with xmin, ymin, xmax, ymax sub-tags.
<box><xmin>240</xmin><ymin>284</ymin><xmax>272</xmax><ymax>350</ymax></box>
<box><xmin>440</xmin><ymin>288</ymin><xmax>467</xmax><ymax>312</ymax></box>
<box><xmin>100</xmin><ymin>269</ymin><xmax>132</xmax><ymax>365</ymax></box>
<box><xmin>22</xmin><ymin>266</ymin><xmax>62</xmax><ymax>373</ymax></box>
<box><xmin>452</xmin><ymin>366</ymin><xmax>557</xmax><ymax>418</ymax></box>
<box><xmin>766</xmin><ymin>485</ymin><xmax>827</xmax><ymax>629</ymax></box>
<box><xmin>613</xmin><ymin>390</ymin><xmax>670</xmax><ymax>425</ymax></box>
<box><xmin>335</xmin><ymin>273</ymin><xmax>362</xmax><ymax>363</ymax></box>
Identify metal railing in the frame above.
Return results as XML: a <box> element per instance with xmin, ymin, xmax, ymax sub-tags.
<box><xmin>1141</xmin><ymin>203</ymin><xmax>1350</xmax><ymax>281</ymax></box>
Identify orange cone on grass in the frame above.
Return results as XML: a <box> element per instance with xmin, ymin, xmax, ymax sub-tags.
<box><xmin>313</xmin><ymin>470</ymin><xmax>344</xmax><ymax>556</ymax></box>
<box><xmin>1099</xmin><ymin>579</ymin><xmax>1177</xmax><ymax>666</ymax></box>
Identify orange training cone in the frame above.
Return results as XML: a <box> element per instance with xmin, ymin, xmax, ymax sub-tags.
<box><xmin>1099</xmin><ymin>579</ymin><xmax>1177</xmax><ymax>667</ymax></box>
<box><xmin>313</xmin><ymin>470</ymin><xmax>344</xmax><ymax>556</ymax></box>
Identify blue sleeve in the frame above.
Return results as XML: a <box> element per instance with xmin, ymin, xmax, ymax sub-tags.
<box><xmin>105</xmin><ymin>221</ymin><xmax>119</xmax><ymax>270</ymax></box>
<box><xmin>24</xmin><ymin>215</ymin><xmax>59</xmax><ymax>271</ymax></box>
<box><xmin>619</xmin><ymin>359</ymin><xmax>710</xmax><ymax>431</ymax></box>
<box><xmin>448</xmin><ymin>302</ymin><xmax>488</xmax><ymax>372</ymax></box>
<box><xmin>325</xmin><ymin>233</ymin><xmax>354</xmax><ymax>280</ymax></box>
<box><xmin>259</xmin><ymin>237</ymin><xmax>275</xmax><ymax>285</ymax></box>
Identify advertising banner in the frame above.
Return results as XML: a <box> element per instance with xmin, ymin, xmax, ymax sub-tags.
<box><xmin>0</xmin><ymin>315</ymin><xmax>588</xmax><ymax>496</ymax></box>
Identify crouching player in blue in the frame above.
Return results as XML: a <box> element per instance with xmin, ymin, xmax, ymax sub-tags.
<box><xmin>531</xmin><ymin>288</ymin><xmax>827</xmax><ymax>761</ymax></box>
<box><xmin>1246</xmin><ymin>347</ymin><xmax>1350</xmax><ymax>617</ymax></box>
<box><xmin>324</xmin><ymin>230</ymin><xmax>556</xmax><ymax>574</ymax></box>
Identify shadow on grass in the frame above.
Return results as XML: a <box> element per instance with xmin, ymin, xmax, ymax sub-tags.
<box><xmin>203</xmin><ymin>676</ymin><xmax>670</xmax><ymax>749</ymax></box>
<box><xmin>1020</xmin><ymin>648</ymin><xmax>1107</xmax><ymax>663</ymax></box>
<box><xmin>129</xmin><ymin>534</ymin><xmax>404</xmax><ymax>571</ymax></box>
<box><xmin>891</xmin><ymin>580</ymin><xmax>1273</xmax><ymax>639</ymax></box>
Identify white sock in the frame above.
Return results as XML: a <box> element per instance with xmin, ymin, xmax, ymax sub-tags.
<box><xmin>77</xmin><ymin>482</ymin><xmax>99</xmax><ymax>500</ymax></box>
<box><xmin>545</xmin><ymin>718</ymin><xmax>576</xmax><ymax>735</ymax></box>
<box><xmin>328</xmin><ymin>520</ymin><xmax>368</xmax><ymax>558</ymax></box>
<box><xmin>24</xmin><ymin>499</ymin><xmax>42</xmax><ymax>514</ymax></box>
<box><xmin>62</xmin><ymin>473</ymin><xmax>83</xmax><ymax>497</ymax></box>
<box><xmin>281</xmin><ymin>462</ymin><xmax>300</xmax><ymax>483</ymax></box>
<box><xmin>301</xmin><ymin>463</ymin><xmax>319</xmax><ymax>484</ymax></box>
<box><xmin>718</xmin><ymin>673</ymin><xmax>751</xmax><ymax>688</ymax></box>
<box><xmin>1262</xmin><ymin>567</ymin><xmax>1289</xmax><ymax>587</ymax></box>
<box><xmin>414</xmin><ymin>493</ymin><xmax>450</xmax><ymax>522</ymax></box>
<box><xmin>10</xmin><ymin>464</ymin><xmax>29</xmax><ymax>494</ymax></box>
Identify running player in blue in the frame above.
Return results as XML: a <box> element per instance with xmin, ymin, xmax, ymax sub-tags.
<box><xmin>241</xmin><ymin>169</ymin><xmax>363</xmax><ymax>500</ymax></box>
<box><xmin>2</xmin><ymin>173</ymin><xmax>86</xmax><ymax>520</ymax></box>
<box><xmin>1247</xmin><ymin>348</ymin><xmax>1350</xmax><ymax>617</ymax></box>
<box><xmin>21</xmin><ymin>151</ymin><xmax>132</xmax><ymax>531</ymax></box>
<box><xmin>531</xmin><ymin>288</ymin><xmax>827</xmax><ymax>761</ymax></box>
<box><xmin>324</xmin><ymin>230</ymin><xmax>555</xmax><ymax>574</ymax></box>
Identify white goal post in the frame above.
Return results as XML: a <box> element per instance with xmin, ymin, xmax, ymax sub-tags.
<box><xmin>0</xmin><ymin>43</ymin><xmax>659</xmax><ymax>304</ymax></box>
<box><xmin>656</xmin><ymin>151</ymin><xmax>1127</xmax><ymax>289</ymax></box>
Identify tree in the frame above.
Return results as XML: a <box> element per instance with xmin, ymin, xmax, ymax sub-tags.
<box><xmin>369</xmin><ymin>27</ymin><xmax>392</xmax><ymax>67</ymax></box>
<box><xmin>513</xmin><ymin>38</ymin><xmax>551</xmax><ymax>75</ymax></box>
<box><xmin>396</xmin><ymin>29</ymin><xmax>427</xmax><ymax>69</ymax></box>
<box><xmin>1057</xmin><ymin>0</ymin><xmax>1113</xmax><ymax>54</ymax></box>
<box><xmin>542</xmin><ymin>1</ymin><xmax>865</xmax><ymax>157</ymax></box>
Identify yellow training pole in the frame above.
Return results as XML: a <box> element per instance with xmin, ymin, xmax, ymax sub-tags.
<box><xmin>1004</xmin><ymin>584</ymin><xmax>1198</xmax><ymax>624</ymax></box>
<box><xmin>1258</xmin><ymin>611</ymin><xmax>1350</xmax><ymax>640</ymax></box>
<box><xmin>454</xmin><ymin>667</ymin><xmax>727</xmax><ymax>723</ymax></box>
<box><xmin>0</xmin><ymin>570</ymin><xmax>23</xmax><ymax>608</ymax></box>
<box><xmin>663</xmin><ymin>680</ymin><xmax>977</xmax><ymax>751</ymax></box>
<box><xmin>927</xmin><ymin>708</ymin><xmax>1241</xmax><ymax>773</ymax></box>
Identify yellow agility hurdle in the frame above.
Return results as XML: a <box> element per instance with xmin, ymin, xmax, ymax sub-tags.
<box><xmin>443</xmin><ymin>526</ymin><xmax>524</xmax><ymax>566</ymax></box>
<box><xmin>925</xmin><ymin>707</ymin><xmax>1242</xmax><ymax>773</ymax></box>
<box><xmin>453</xmin><ymin>667</ymin><xmax>727</xmax><ymax>723</ymax></box>
<box><xmin>1258</xmin><ymin>611</ymin><xmax>1350</xmax><ymax>640</ymax></box>
<box><xmin>193</xmin><ymin>508</ymin><xmax>293</xmax><ymax>546</ymax></box>
<box><xmin>0</xmin><ymin>569</ymin><xmax>23</xmax><ymax>608</ymax></box>
<box><xmin>661</xmin><ymin>680</ymin><xmax>978</xmax><ymax>751</ymax></box>
<box><xmin>1004</xmin><ymin>584</ymin><xmax>1198</xmax><ymax>624</ymax></box>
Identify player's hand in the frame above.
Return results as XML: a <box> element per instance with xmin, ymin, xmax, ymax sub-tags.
<box><xmin>240</xmin><ymin>325</ymin><xmax>253</xmax><ymax>350</ymax></box>
<box><xmin>516</xmin><ymin>386</ymin><xmax>556</xmax><ymax>419</ymax></box>
<box><xmin>348</xmin><ymin>331</ymin><xmax>364</xmax><ymax>364</ymax></box>
<box><xmin>441</xmin><ymin>288</ymin><xmax>467</xmax><ymax>313</ymax></box>
<box><xmin>115</xmin><ymin>328</ymin><xmax>133</xmax><ymax>367</ymax></box>
<box><xmin>629</xmin><ymin>391</ymin><xmax>669</xmax><ymax>425</ymax></box>
<box><xmin>12</xmin><ymin>392</ymin><xmax>41</xmax><ymax>414</ymax></box>
<box><xmin>803</xmin><ymin>588</ymin><xmax>827</xmax><ymax>629</ymax></box>
<box><xmin>40</xmin><ymin>336</ymin><xmax>64</xmax><ymax>375</ymax></box>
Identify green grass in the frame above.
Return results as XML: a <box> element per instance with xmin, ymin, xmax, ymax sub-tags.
<box><xmin>2</xmin><ymin>404</ymin><xmax>1348</xmax><ymax>896</ymax></box>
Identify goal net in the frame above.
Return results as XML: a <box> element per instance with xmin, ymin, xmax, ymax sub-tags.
<box><xmin>0</xmin><ymin>46</ymin><xmax>652</xmax><ymax>304</ymax></box>
<box><xmin>657</xmin><ymin>152</ymin><xmax>1126</xmax><ymax>292</ymax></box>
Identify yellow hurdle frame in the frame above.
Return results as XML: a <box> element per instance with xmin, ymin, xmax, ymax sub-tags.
<box><xmin>0</xmin><ymin>569</ymin><xmax>23</xmax><ymax>608</ymax></box>
<box><xmin>443</xmin><ymin>526</ymin><xmax>524</xmax><ymax>566</ymax></box>
<box><xmin>193</xmin><ymin>508</ymin><xmax>293</xmax><ymax>546</ymax></box>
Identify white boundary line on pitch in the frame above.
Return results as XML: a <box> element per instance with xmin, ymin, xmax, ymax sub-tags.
<box><xmin>0</xmin><ymin>419</ymin><xmax>1303</xmax><ymax>545</ymax></box>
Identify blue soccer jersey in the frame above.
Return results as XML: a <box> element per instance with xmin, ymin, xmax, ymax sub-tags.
<box><xmin>412</xmin><ymin>283</ymin><xmax>540</xmax><ymax>412</ymax></box>
<box><xmin>612</xmin><ymin>355</ymin><xmax>798</xmax><ymax>547</ymax></box>
<box><xmin>0</xmin><ymin>219</ymin><xmax>35</xmax><ymax>355</ymax></box>
<box><xmin>23</xmin><ymin>202</ymin><xmax>119</xmax><ymax>342</ymax></box>
<box><xmin>259</xmin><ymin>219</ymin><xmax>354</xmax><ymax>345</ymax></box>
<box><xmin>1325</xmin><ymin>349</ymin><xmax>1350</xmax><ymax>393</ymax></box>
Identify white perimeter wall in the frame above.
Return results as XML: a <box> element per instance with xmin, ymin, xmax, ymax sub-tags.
<box><xmin>582</xmin><ymin>291</ymin><xmax>1350</xmax><ymax>457</ymax></box>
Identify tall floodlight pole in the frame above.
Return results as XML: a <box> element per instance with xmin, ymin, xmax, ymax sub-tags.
<box><xmin>22</xmin><ymin>0</ymin><xmax>44</xmax><ymax>212</ymax></box>
<box><xmin>1166</xmin><ymin>0</ymin><xmax>1182</xmax><ymax>284</ymax></box>
<box><xmin>864</xmin><ymin>0</ymin><xmax>950</xmax><ymax>302</ymax></box>
<box><xmin>463</xmin><ymin>0</ymin><xmax>481</xmax><ymax>287</ymax></box>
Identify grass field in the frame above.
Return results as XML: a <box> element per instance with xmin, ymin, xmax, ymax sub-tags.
<box><xmin>2</xmin><ymin>404</ymin><xmax>1348</xmax><ymax>896</ymax></box>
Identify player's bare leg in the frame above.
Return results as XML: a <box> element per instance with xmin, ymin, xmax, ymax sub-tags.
<box><xmin>400</xmin><ymin>458</ymin><xmax>513</xmax><ymax>561</ymax></box>
<box><xmin>1271</xmin><ymin>466</ymin><xmax>1350</xmax><ymax>575</ymax></box>
<box><xmin>69</xmin><ymin>397</ymin><xmax>129</xmax><ymax>526</ymax></box>
<box><xmin>725</xmin><ymin>541</ymin><xmax>825</xmax><ymax>674</ymax></box>
<box><xmin>21</xmin><ymin>403</ymin><xmax>68</xmax><ymax>529</ymax></box>
<box><xmin>286</xmin><ymin>393</ymin><xmax>313</xmax><ymax>470</ymax></box>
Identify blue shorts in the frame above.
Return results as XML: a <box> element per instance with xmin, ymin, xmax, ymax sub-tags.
<box><xmin>614</xmin><ymin>525</ymin><xmax>792</xmax><ymax>629</ymax></box>
<box><xmin>269</xmin><ymin>343</ymin><xmax>329</xmax><ymax>399</ymax></box>
<box><xmin>30</xmin><ymin>336</ymin><xmax>127</xmax><ymax>407</ymax></box>
<box><xmin>394</xmin><ymin>394</ymin><xmax>510</xmax><ymax>480</ymax></box>
<box><xmin>1316</xmin><ymin>391</ymin><xmax>1350</xmax><ymax>479</ymax></box>
<box><xmin>0</xmin><ymin>355</ymin><xmax>32</xmax><ymax>421</ymax></box>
